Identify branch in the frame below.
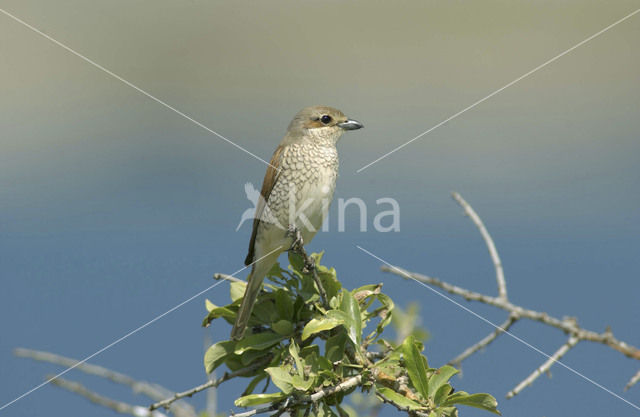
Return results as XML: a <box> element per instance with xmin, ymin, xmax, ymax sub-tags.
<box><xmin>214</xmin><ymin>273</ymin><xmax>244</xmax><ymax>283</ymax></box>
<box><xmin>625</xmin><ymin>368</ymin><xmax>640</xmax><ymax>391</ymax></box>
<box><xmin>306</xmin><ymin>374</ymin><xmax>362</xmax><ymax>402</ymax></box>
<box><xmin>381</xmin><ymin>265</ymin><xmax>640</xmax><ymax>361</ymax></box>
<box><xmin>287</xmin><ymin>226</ymin><xmax>330</xmax><ymax>310</ymax></box>
<box><xmin>452</xmin><ymin>192</ymin><xmax>507</xmax><ymax>300</ymax></box>
<box><xmin>150</xmin><ymin>355</ymin><xmax>272</xmax><ymax>411</ymax></box>
<box><xmin>381</xmin><ymin>192</ymin><xmax>640</xmax><ymax>397</ymax></box>
<box><xmin>506</xmin><ymin>335</ymin><xmax>579</xmax><ymax>398</ymax></box>
<box><xmin>376</xmin><ymin>391</ymin><xmax>430</xmax><ymax>417</ymax></box>
<box><xmin>15</xmin><ymin>348</ymin><xmax>171</xmax><ymax>401</ymax></box>
<box><xmin>448</xmin><ymin>314</ymin><xmax>518</xmax><ymax>368</ymax></box>
<box><xmin>15</xmin><ymin>348</ymin><xmax>196</xmax><ymax>417</ymax></box>
<box><xmin>231</xmin><ymin>375</ymin><xmax>363</xmax><ymax>417</ymax></box>
<box><xmin>47</xmin><ymin>375</ymin><xmax>170</xmax><ymax>417</ymax></box>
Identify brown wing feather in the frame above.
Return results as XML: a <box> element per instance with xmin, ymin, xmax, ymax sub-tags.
<box><xmin>244</xmin><ymin>145</ymin><xmax>284</xmax><ymax>265</ymax></box>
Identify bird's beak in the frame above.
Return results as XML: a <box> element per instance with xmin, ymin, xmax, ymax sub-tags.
<box><xmin>337</xmin><ymin>119</ymin><xmax>364</xmax><ymax>130</ymax></box>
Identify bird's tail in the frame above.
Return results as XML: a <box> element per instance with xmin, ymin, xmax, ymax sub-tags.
<box><xmin>230</xmin><ymin>252</ymin><xmax>279</xmax><ymax>340</ymax></box>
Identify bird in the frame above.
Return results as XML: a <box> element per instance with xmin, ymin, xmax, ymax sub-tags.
<box><xmin>231</xmin><ymin>106</ymin><xmax>363</xmax><ymax>340</ymax></box>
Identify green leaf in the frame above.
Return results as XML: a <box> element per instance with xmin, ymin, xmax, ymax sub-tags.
<box><xmin>300</xmin><ymin>274</ymin><xmax>319</xmax><ymax>301</ymax></box>
<box><xmin>205</xmin><ymin>299</ymin><xmax>215</xmax><ymax>312</ymax></box>
<box><xmin>288</xmin><ymin>251</ymin><xmax>305</xmax><ymax>274</ymax></box>
<box><xmin>240</xmin><ymin>348</ymin><xmax>270</xmax><ymax>366</ymax></box>
<box><xmin>204</xmin><ymin>340</ymin><xmax>235</xmax><ymax>374</ymax></box>
<box><xmin>340</xmin><ymin>291</ymin><xmax>362</xmax><ymax>346</ymax></box>
<box><xmin>234</xmin><ymin>392</ymin><xmax>286</xmax><ymax>407</ymax></box>
<box><xmin>320</xmin><ymin>401</ymin><xmax>339</xmax><ymax>417</ymax></box>
<box><xmin>376</xmin><ymin>293</ymin><xmax>394</xmax><ymax>331</ymax></box>
<box><xmin>251</xmin><ymin>294</ymin><xmax>278</xmax><ymax>325</ymax></box>
<box><xmin>267</xmin><ymin>262</ymin><xmax>285</xmax><ymax>279</ymax></box>
<box><xmin>302</xmin><ymin>315</ymin><xmax>345</xmax><ymax>341</ymax></box>
<box><xmin>300</xmin><ymin>344</ymin><xmax>320</xmax><ymax>358</ymax></box>
<box><xmin>243</xmin><ymin>372</ymin><xmax>267</xmax><ymax>395</ymax></box>
<box><xmin>376</xmin><ymin>387</ymin><xmax>424</xmax><ymax>410</ymax></box>
<box><xmin>291</xmin><ymin>374</ymin><xmax>314</xmax><ymax>391</ymax></box>
<box><xmin>432</xmin><ymin>406</ymin><xmax>458</xmax><ymax>417</ymax></box>
<box><xmin>313</xmin><ymin>250</ymin><xmax>325</xmax><ymax>264</ymax></box>
<box><xmin>230</xmin><ymin>281</ymin><xmax>247</xmax><ymax>302</ymax></box>
<box><xmin>428</xmin><ymin>365</ymin><xmax>458</xmax><ymax>397</ymax></box>
<box><xmin>433</xmin><ymin>383</ymin><xmax>452</xmax><ymax>406</ymax></box>
<box><xmin>272</xmin><ymin>319</ymin><xmax>294</xmax><ymax>336</ymax></box>
<box><xmin>265</xmin><ymin>366</ymin><xmax>294</xmax><ymax>394</ymax></box>
<box><xmin>401</xmin><ymin>335</ymin><xmax>429</xmax><ymax>400</ymax></box>
<box><xmin>443</xmin><ymin>392</ymin><xmax>500</xmax><ymax>415</ymax></box>
<box><xmin>335</xmin><ymin>403</ymin><xmax>351</xmax><ymax>417</ymax></box>
<box><xmin>325</xmin><ymin>330</ymin><xmax>347</xmax><ymax>363</ymax></box>
<box><xmin>275</xmin><ymin>289</ymin><xmax>294</xmax><ymax>320</ymax></box>
<box><xmin>202</xmin><ymin>305</ymin><xmax>237</xmax><ymax>327</ymax></box>
<box><xmin>234</xmin><ymin>332</ymin><xmax>284</xmax><ymax>354</ymax></box>
<box><xmin>352</xmin><ymin>284</ymin><xmax>382</xmax><ymax>303</ymax></box>
<box><xmin>289</xmin><ymin>341</ymin><xmax>305</xmax><ymax>378</ymax></box>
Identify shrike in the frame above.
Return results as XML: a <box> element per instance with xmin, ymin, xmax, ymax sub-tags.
<box><xmin>231</xmin><ymin>106</ymin><xmax>363</xmax><ymax>340</ymax></box>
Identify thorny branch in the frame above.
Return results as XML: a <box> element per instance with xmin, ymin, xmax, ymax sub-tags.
<box><xmin>451</xmin><ymin>192</ymin><xmax>507</xmax><ymax>300</ymax></box>
<box><xmin>448</xmin><ymin>314</ymin><xmax>518</xmax><ymax>369</ymax></box>
<box><xmin>46</xmin><ymin>375</ymin><xmax>170</xmax><ymax>417</ymax></box>
<box><xmin>230</xmin><ymin>375</ymin><xmax>364</xmax><ymax>417</ymax></box>
<box><xmin>626</xmin><ymin>369</ymin><xmax>640</xmax><ymax>392</ymax></box>
<box><xmin>506</xmin><ymin>336</ymin><xmax>580</xmax><ymax>398</ymax></box>
<box><xmin>14</xmin><ymin>348</ymin><xmax>195</xmax><ymax>417</ymax></box>
<box><xmin>150</xmin><ymin>355</ymin><xmax>272</xmax><ymax>411</ymax></box>
<box><xmin>382</xmin><ymin>192</ymin><xmax>640</xmax><ymax>396</ymax></box>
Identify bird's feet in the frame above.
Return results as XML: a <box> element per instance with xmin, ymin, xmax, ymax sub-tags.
<box><xmin>286</xmin><ymin>225</ymin><xmax>314</xmax><ymax>273</ymax></box>
<box><xmin>286</xmin><ymin>224</ymin><xmax>304</xmax><ymax>253</ymax></box>
<box><xmin>285</xmin><ymin>225</ymin><xmax>329</xmax><ymax>309</ymax></box>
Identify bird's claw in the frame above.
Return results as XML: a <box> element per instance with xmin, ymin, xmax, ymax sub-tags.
<box><xmin>286</xmin><ymin>225</ymin><xmax>315</xmax><ymax>273</ymax></box>
<box><xmin>286</xmin><ymin>225</ymin><xmax>304</xmax><ymax>252</ymax></box>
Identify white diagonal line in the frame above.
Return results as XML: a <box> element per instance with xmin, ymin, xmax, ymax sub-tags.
<box><xmin>0</xmin><ymin>7</ymin><xmax>278</xmax><ymax>171</ymax></box>
<box><xmin>0</xmin><ymin>246</ymin><xmax>283</xmax><ymax>412</ymax></box>
<box><xmin>356</xmin><ymin>7</ymin><xmax>640</xmax><ymax>173</ymax></box>
<box><xmin>355</xmin><ymin>245</ymin><xmax>640</xmax><ymax>412</ymax></box>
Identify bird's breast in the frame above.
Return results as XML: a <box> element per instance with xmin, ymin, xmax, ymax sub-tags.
<box><xmin>264</xmin><ymin>143</ymin><xmax>338</xmax><ymax>235</ymax></box>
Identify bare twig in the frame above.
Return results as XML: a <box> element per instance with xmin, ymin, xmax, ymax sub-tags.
<box><xmin>204</xmin><ymin>335</ymin><xmax>217</xmax><ymax>417</ymax></box>
<box><xmin>231</xmin><ymin>375</ymin><xmax>363</xmax><ymax>417</ymax></box>
<box><xmin>381</xmin><ymin>265</ymin><xmax>640</xmax><ymax>362</ymax></box>
<box><xmin>625</xmin><ymin>368</ymin><xmax>640</xmax><ymax>391</ymax></box>
<box><xmin>15</xmin><ymin>348</ymin><xmax>195</xmax><ymax>417</ymax></box>
<box><xmin>306</xmin><ymin>374</ymin><xmax>362</xmax><ymax>402</ymax></box>
<box><xmin>15</xmin><ymin>348</ymin><xmax>170</xmax><ymax>401</ymax></box>
<box><xmin>47</xmin><ymin>375</ymin><xmax>170</xmax><ymax>417</ymax></box>
<box><xmin>150</xmin><ymin>355</ymin><xmax>271</xmax><ymax>411</ymax></box>
<box><xmin>451</xmin><ymin>192</ymin><xmax>507</xmax><ymax>300</ymax></box>
<box><xmin>381</xmin><ymin>192</ymin><xmax>640</xmax><ymax>397</ymax></box>
<box><xmin>507</xmin><ymin>335</ymin><xmax>580</xmax><ymax>398</ymax></box>
<box><xmin>448</xmin><ymin>314</ymin><xmax>519</xmax><ymax>368</ymax></box>
<box><xmin>214</xmin><ymin>273</ymin><xmax>244</xmax><ymax>283</ymax></box>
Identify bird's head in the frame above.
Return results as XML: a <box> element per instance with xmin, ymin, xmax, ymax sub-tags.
<box><xmin>285</xmin><ymin>105</ymin><xmax>363</xmax><ymax>145</ymax></box>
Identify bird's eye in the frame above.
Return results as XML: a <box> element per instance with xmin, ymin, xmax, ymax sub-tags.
<box><xmin>320</xmin><ymin>115</ymin><xmax>332</xmax><ymax>124</ymax></box>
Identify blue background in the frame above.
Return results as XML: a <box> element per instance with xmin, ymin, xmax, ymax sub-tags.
<box><xmin>1</xmin><ymin>1</ymin><xmax>639</xmax><ymax>416</ymax></box>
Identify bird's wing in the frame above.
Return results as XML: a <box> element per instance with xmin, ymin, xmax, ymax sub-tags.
<box><xmin>245</xmin><ymin>145</ymin><xmax>285</xmax><ymax>265</ymax></box>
